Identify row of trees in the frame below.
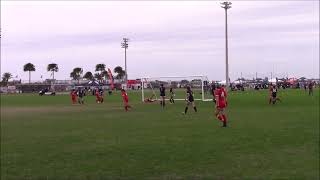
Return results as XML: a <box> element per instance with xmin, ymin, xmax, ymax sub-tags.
<box><xmin>1</xmin><ymin>63</ymin><xmax>126</xmax><ymax>84</ymax></box>
<box><xmin>69</xmin><ymin>64</ymin><xmax>126</xmax><ymax>83</ymax></box>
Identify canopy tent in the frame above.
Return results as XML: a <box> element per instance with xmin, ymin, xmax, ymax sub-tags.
<box><xmin>88</xmin><ymin>81</ymin><xmax>100</xmax><ymax>86</ymax></box>
<box><xmin>233</xmin><ymin>80</ymin><xmax>244</xmax><ymax>84</ymax></box>
<box><xmin>217</xmin><ymin>80</ymin><xmax>226</xmax><ymax>85</ymax></box>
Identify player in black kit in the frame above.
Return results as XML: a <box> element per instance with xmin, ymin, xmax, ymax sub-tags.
<box><xmin>159</xmin><ymin>84</ymin><xmax>166</xmax><ymax>108</ymax></box>
<box><xmin>271</xmin><ymin>85</ymin><xmax>281</xmax><ymax>104</ymax></box>
<box><xmin>169</xmin><ymin>87</ymin><xmax>175</xmax><ymax>104</ymax></box>
<box><xmin>77</xmin><ymin>88</ymin><xmax>85</xmax><ymax>104</ymax></box>
<box><xmin>183</xmin><ymin>86</ymin><xmax>197</xmax><ymax>114</ymax></box>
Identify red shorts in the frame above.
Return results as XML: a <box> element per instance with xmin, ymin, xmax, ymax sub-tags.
<box><xmin>217</xmin><ymin>101</ymin><xmax>226</xmax><ymax>109</ymax></box>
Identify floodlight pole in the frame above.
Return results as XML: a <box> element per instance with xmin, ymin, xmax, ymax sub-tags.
<box><xmin>221</xmin><ymin>2</ymin><xmax>232</xmax><ymax>90</ymax></box>
<box><xmin>121</xmin><ymin>38</ymin><xmax>129</xmax><ymax>84</ymax></box>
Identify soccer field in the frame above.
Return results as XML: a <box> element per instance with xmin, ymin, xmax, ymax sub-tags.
<box><xmin>1</xmin><ymin>89</ymin><xmax>319</xmax><ymax>179</ymax></box>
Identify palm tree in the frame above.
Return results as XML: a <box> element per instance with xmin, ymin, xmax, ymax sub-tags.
<box><xmin>95</xmin><ymin>64</ymin><xmax>106</xmax><ymax>82</ymax></box>
<box><xmin>114</xmin><ymin>66</ymin><xmax>126</xmax><ymax>80</ymax></box>
<box><xmin>70</xmin><ymin>67</ymin><xmax>83</xmax><ymax>84</ymax></box>
<box><xmin>95</xmin><ymin>64</ymin><xmax>106</xmax><ymax>73</ymax></box>
<box><xmin>47</xmin><ymin>63</ymin><xmax>59</xmax><ymax>80</ymax></box>
<box><xmin>102</xmin><ymin>70</ymin><xmax>109</xmax><ymax>80</ymax></box>
<box><xmin>94</xmin><ymin>73</ymin><xmax>103</xmax><ymax>82</ymax></box>
<box><xmin>2</xmin><ymin>72</ymin><xmax>12</xmax><ymax>85</ymax></box>
<box><xmin>70</xmin><ymin>71</ymin><xmax>77</xmax><ymax>80</ymax></box>
<box><xmin>23</xmin><ymin>63</ymin><xmax>36</xmax><ymax>83</ymax></box>
<box><xmin>83</xmin><ymin>71</ymin><xmax>94</xmax><ymax>80</ymax></box>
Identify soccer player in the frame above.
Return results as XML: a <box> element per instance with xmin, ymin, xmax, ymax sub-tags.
<box><xmin>95</xmin><ymin>89</ymin><xmax>101</xmax><ymax>103</ymax></box>
<box><xmin>183</xmin><ymin>86</ymin><xmax>197</xmax><ymax>114</ymax></box>
<box><xmin>70</xmin><ymin>89</ymin><xmax>77</xmax><ymax>104</ymax></box>
<box><xmin>77</xmin><ymin>88</ymin><xmax>85</xmax><ymax>104</ymax></box>
<box><xmin>268</xmin><ymin>83</ymin><xmax>273</xmax><ymax>104</ymax></box>
<box><xmin>121</xmin><ymin>89</ymin><xmax>131</xmax><ymax>111</ymax></box>
<box><xmin>308</xmin><ymin>81</ymin><xmax>314</xmax><ymax>96</ymax></box>
<box><xmin>159</xmin><ymin>84</ymin><xmax>166</xmax><ymax>108</ymax></box>
<box><xmin>144</xmin><ymin>94</ymin><xmax>156</xmax><ymax>103</ymax></box>
<box><xmin>169</xmin><ymin>87</ymin><xmax>175</xmax><ymax>104</ymax></box>
<box><xmin>214</xmin><ymin>84</ymin><xmax>228</xmax><ymax>127</ymax></box>
<box><xmin>99</xmin><ymin>88</ymin><xmax>104</xmax><ymax>103</ymax></box>
<box><xmin>271</xmin><ymin>85</ymin><xmax>281</xmax><ymax>104</ymax></box>
<box><xmin>211</xmin><ymin>83</ymin><xmax>217</xmax><ymax>104</ymax></box>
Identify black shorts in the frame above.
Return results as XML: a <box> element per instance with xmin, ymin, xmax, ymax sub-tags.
<box><xmin>272</xmin><ymin>92</ymin><xmax>277</xmax><ymax>98</ymax></box>
<box><xmin>188</xmin><ymin>97</ymin><xmax>194</xmax><ymax>102</ymax></box>
<box><xmin>160</xmin><ymin>94</ymin><xmax>165</xmax><ymax>97</ymax></box>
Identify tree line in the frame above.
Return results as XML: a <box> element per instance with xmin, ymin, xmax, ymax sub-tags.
<box><xmin>1</xmin><ymin>63</ymin><xmax>126</xmax><ymax>85</ymax></box>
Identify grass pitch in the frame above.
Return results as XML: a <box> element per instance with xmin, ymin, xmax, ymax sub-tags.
<box><xmin>1</xmin><ymin>89</ymin><xmax>319</xmax><ymax>179</ymax></box>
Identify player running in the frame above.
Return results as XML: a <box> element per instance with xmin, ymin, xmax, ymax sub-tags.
<box><xmin>70</xmin><ymin>89</ymin><xmax>77</xmax><ymax>104</ymax></box>
<box><xmin>271</xmin><ymin>85</ymin><xmax>281</xmax><ymax>104</ymax></box>
<box><xmin>183</xmin><ymin>86</ymin><xmax>197</xmax><ymax>114</ymax></box>
<box><xmin>169</xmin><ymin>87</ymin><xmax>175</xmax><ymax>104</ymax></box>
<box><xmin>268</xmin><ymin>83</ymin><xmax>273</xmax><ymax>104</ymax></box>
<box><xmin>159</xmin><ymin>84</ymin><xmax>166</xmax><ymax>109</ymax></box>
<box><xmin>77</xmin><ymin>88</ymin><xmax>85</xmax><ymax>104</ymax></box>
<box><xmin>95</xmin><ymin>88</ymin><xmax>101</xmax><ymax>103</ymax></box>
<box><xmin>214</xmin><ymin>84</ymin><xmax>228</xmax><ymax>127</ymax></box>
<box><xmin>211</xmin><ymin>83</ymin><xmax>217</xmax><ymax>104</ymax></box>
<box><xmin>121</xmin><ymin>89</ymin><xmax>131</xmax><ymax>112</ymax></box>
<box><xmin>308</xmin><ymin>81</ymin><xmax>314</xmax><ymax>96</ymax></box>
<box><xmin>99</xmin><ymin>88</ymin><xmax>104</xmax><ymax>103</ymax></box>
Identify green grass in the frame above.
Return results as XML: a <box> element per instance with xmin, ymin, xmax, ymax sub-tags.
<box><xmin>1</xmin><ymin>89</ymin><xmax>319</xmax><ymax>180</ymax></box>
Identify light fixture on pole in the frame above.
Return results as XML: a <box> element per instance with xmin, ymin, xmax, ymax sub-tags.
<box><xmin>221</xmin><ymin>1</ymin><xmax>232</xmax><ymax>90</ymax></box>
<box><xmin>121</xmin><ymin>38</ymin><xmax>129</xmax><ymax>84</ymax></box>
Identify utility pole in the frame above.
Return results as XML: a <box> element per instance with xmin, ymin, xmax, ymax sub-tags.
<box><xmin>121</xmin><ymin>38</ymin><xmax>129</xmax><ymax>84</ymax></box>
<box><xmin>221</xmin><ymin>1</ymin><xmax>232</xmax><ymax>90</ymax></box>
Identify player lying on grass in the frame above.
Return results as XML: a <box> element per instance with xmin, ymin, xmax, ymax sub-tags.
<box><xmin>183</xmin><ymin>86</ymin><xmax>197</xmax><ymax>114</ymax></box>
<box><xmin>121</xmin><ymin>89</ymin><xmax>131</xmax><ymax>112</ymax></box>
<box><xmin>215</xmin><ymin>84</ymin><xmax>228</xmax><ymax>127</ymax></box>
<box><xmin>144</xmin><ymin>94</ymin><xmax>156</xmax><ymax>103</ymax></box>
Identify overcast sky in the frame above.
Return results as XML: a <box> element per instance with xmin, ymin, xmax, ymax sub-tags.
<box><xmin>1</xmin><ymin>1</ymin><xmax>319</xmax><ymax>81</ymax></box>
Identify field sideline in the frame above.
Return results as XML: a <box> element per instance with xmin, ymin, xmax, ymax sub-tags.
<box><xmin>1</xmin><ymin>89</ymin><xmax>319</xmax><ymax>179</ymax></box>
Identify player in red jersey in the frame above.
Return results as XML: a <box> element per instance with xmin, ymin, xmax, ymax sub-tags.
<box><xmin>214</xmin><ymin>84</ymin><xmax>228</xmax><ymax>127</ymax></box>
<box><xmin>70</xmin><ymin>89</ymin><xmax>77</xmax><ymax>104</ymax></box>
<box><xmin>95</xmin><ymin>88</ymin><xmax>101</xmax><ymax>103</ymax></box>
<box><xmin>121</xmin><ymin>89</ymin><xmax>131</xmax><ymax>111</ymax></box>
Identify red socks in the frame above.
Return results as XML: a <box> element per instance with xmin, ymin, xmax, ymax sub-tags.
<box><xmin>217</xmin><ymin>114</ymin><xmax>227</xmax><ymax>124</ymax></box>
<box><xmin>222</xmin><ymin>115</ymin><xmax>227</xmax><ymax>123</ymax></box>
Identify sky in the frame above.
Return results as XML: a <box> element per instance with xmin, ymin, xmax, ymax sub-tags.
<box><xmin>1</xmin><ymin>1</ymin><xmax>319</xmax><ymax>81</ymax></box>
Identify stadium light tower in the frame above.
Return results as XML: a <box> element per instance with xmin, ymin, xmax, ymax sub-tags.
<box><xmin>121</xmin><ymin>38</ymin><xmax>129</xmax><ymax>83</ymax></box>
<box><xmin>221</xmin><ymin>1</ymin><xmax>232</xmax><ymax>90</ymax></box>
